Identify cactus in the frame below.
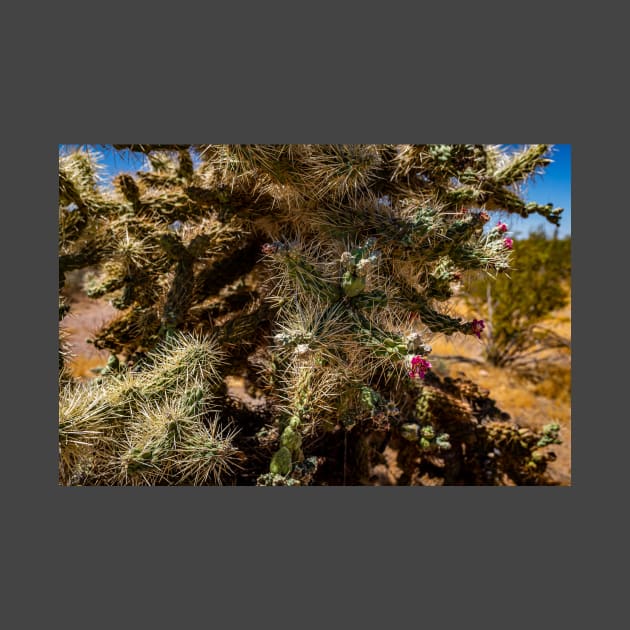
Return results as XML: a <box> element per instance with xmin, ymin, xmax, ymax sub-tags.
<box><xmin>59</xmin><ymin>144</ymin><xmax>564</xmax><ymax>485</ymax></box>
<box><xmin>58</xmin><ymin>331</ymin><xmax>237</xmax><ymax>485</ymax></box>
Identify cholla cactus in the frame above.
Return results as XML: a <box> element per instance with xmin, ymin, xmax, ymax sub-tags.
<box><xmin>391</xmin><ymin>373</ymin><xmax>561</xmax><ymax>485</ymax></box>
<box><xmin>59</xmin><ymin>144</ymin><xmax>564</xmax><ymax>485</ymax></box>
<box><xmin>58</xmin><ymin>331</ymin><xmax>238</xmax><ymax>485</ymax></box>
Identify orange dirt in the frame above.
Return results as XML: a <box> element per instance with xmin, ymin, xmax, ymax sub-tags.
<box><xmin>60</xmin><ymin>293</ymin><xmax>119</xmax><ymax>379</ymax></box>
<box><xmin>429</xmin><ymin>298</ymin><xmax>571</xmax><ymax>485</ymax></box>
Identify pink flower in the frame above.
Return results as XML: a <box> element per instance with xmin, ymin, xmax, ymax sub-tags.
<box><xmin>409</xmin><ymin>355</ymin><xmax>432</xmax><ymax>379</ymax></box>
<box><xmin>497</xmin><ymin>221</ymin><xmax>508</xmax><ymax>233</ymax></box>
<box><xmin>504</xmin><ymin>237</ymin><xmax>513</xmax><ymax>250</ymax></box>
<box><xmin>470</xmin><ymin>319</ymin><xmax>485</xmax><ymax>339</ymax></box>
<box><xmin>262</xmin><ymin>243</ymin><xmax>278</xmax><ymax>255</ymax></box>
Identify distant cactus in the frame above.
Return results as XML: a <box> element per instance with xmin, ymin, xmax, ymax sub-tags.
<box><xmin>58</xmin><ymin>144</ymin><xmax>564</xmax><ymax>485</ymax></box>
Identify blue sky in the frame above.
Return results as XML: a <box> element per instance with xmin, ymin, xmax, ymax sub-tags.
<box><xmin>501</xmin><ymin>143</ymin><xmax>571</xmax><ymax>238</ymax></box>
<box><xmin>61</xmin><ymin>144</ymin><xmax>571</xmax><ymax>237</ymax></box>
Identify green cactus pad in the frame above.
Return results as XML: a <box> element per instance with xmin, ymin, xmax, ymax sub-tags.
<box><xmin>270</xmin><ymin>446</ymin><xmax>292</xmax><ymax>475</ymax></box>
<box><xmin>341</xmin><ymin>271</ymin><xmax>365</xmax><ymax>297</ymax></box>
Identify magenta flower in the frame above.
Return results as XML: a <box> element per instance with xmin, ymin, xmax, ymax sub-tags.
<box><xmin>261</xmin><ymin>243</ymin><xmax>278</xmax><ymax>255</ymax></box>
<box><xmin>497</xmin><ymin>221</ymin><xmax>508</xmax><ymax>233</ymax></box>
<box><xmin>470</xmin><ymin>318</ymin><xmax>485</xmax><ymax>339</ymax></box>
<box><xmin>409</xmin><ymin>355</ymin><xmax>432</xmax><ymax>379</ymax></box>
<box><xmin>504</xmin><ymin>237</ymin><xmax>513</xmax><ymax>250</ymax></box>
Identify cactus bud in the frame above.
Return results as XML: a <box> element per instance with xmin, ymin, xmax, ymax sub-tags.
<box><xmin>270</xmin><ymin>447</ymin><xmax>292</xmax><ymax>475</ymax></box>
<box><xmin>435</xmin><ymin>433</ymin><xmax>451</xmax><ymax>450</ymax></box>
<box><xmin>419</xmin><ymin>437</ymin><xmax>432</xmax><ymax>450</ymax></box>
<box><xmin>340</xmin><ymin>251</ymin><xmax>354</xmax><ymax>266</ymax></box>
<box><xmin>420</xmin><ymin>424</ymin><xmax>436</xmax><ymax>440</ymax></box>
<box><xmin>341</xmin><ymin>271</ymin><xmax>365</xmax><ymax>297</ymax></box>
<box><xmin>400</xmin><ymin>423</ymin><xmax>420</xmax><ymax>441</ymax></box>
<box><xmin>281</xmin><ymin>425</ymin><xmax>302</xmax><ymax>453</ymax></box>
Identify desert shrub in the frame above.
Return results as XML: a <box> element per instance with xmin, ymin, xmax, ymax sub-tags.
<box><xmin>463</xmin><ymin>228</ymin><xmax>571</xmax><ymax>373</ymax></box>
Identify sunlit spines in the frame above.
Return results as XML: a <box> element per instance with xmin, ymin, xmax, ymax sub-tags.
<box><xmin>136</xmin><ymin>331</ymin><xmax>226</xmax><ymax>400</ymax></box>
<box><xmin>262</xmin><ymin>239</ymin><xmax>341</xmax><ymax>305</ymax></box>
<box><xmin>59</xmin><ymin>147</ymin><xmax>107</xmax><ymax>204</ymax></box>
<box><xmin>202</xmin><ymin>145</ymin><xmax>301</xmax><ymax>204</ymax></box>
<box><xmin>85</xmin><ymin>226</ymin><xmax>164</xmax><ymax>306</ymax></box>
<box><xmin>173</xmin><ymin>420</ymin><xmax>240</xmax><ymax>485</ymax></box>
<box><xmin>493</xmin><ymin>144</ymin><xmax>551</xmax><ymax>187</ymax></box>
<box><xmin>58</xmin><ymin>380</ymin><xmax>116</xmax><ymax>485</ymax></box>
<box><xmin>59</xmin><ymin>330</ymin><xmax>233</xmax><ymax>485</ymax></box>
<box><xmin>390</xmin><ymin>144</ymin><xmax>432</xmax><ymax>182</ymax></box>
<box><xmin>346</xmin><ymin>311</ymin><xmax>411</xmax><ymax>383</ymax></box>
<box><xmin>59</xmin><ymin>150</ymin><xmax>114</xmax><ymax>286</ymax></box>
<box><xmin>303</xmin><ymin>144</ymin><xmax>383</xmax><ymax>204</ymax></box>
<box><xmin>271</xmin><ymin>297</ymin><xmax>353</xmax><ymax>370</ymax></box>
<box><xmin>276</xmin><ymin>359</ymin><xmax>343</xmax><ymax>431</ymax></box>
<box><xmin>116</xmin><ymin>396</ymin><xmax>239</xmax><ymax>485</ymax></box>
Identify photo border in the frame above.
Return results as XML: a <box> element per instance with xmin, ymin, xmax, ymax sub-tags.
<box><xmin>6</xmin><ymin>3</ymin><xmax>607</xmax><ymax>626</ymax></box>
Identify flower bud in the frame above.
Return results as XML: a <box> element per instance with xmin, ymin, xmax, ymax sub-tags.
<box><xmin>400</xmin><ymin>423</ymin><xmax>420</xmax><ymax>441</ymax></box>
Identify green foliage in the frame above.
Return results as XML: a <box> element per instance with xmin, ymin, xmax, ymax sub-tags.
<box><xmin>59</xmin><ymin>144</ymin><xmax>565</xmax><ymax>485</ymax></box>
<box><xmin>464</xmin><ymin>228</ymin><xmax>571</xmax><ymax>370</ymax></box>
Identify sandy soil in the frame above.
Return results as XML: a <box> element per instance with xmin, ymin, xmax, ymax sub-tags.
<box><xmin>429</xmin><ymin>301</ymin><xmax>571</xmax><ymax>485</ymax></box>
<box><xmin>60</xmin><ymin>294</ymin><xmax>119</xmax><ymax>378</ymax></box>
